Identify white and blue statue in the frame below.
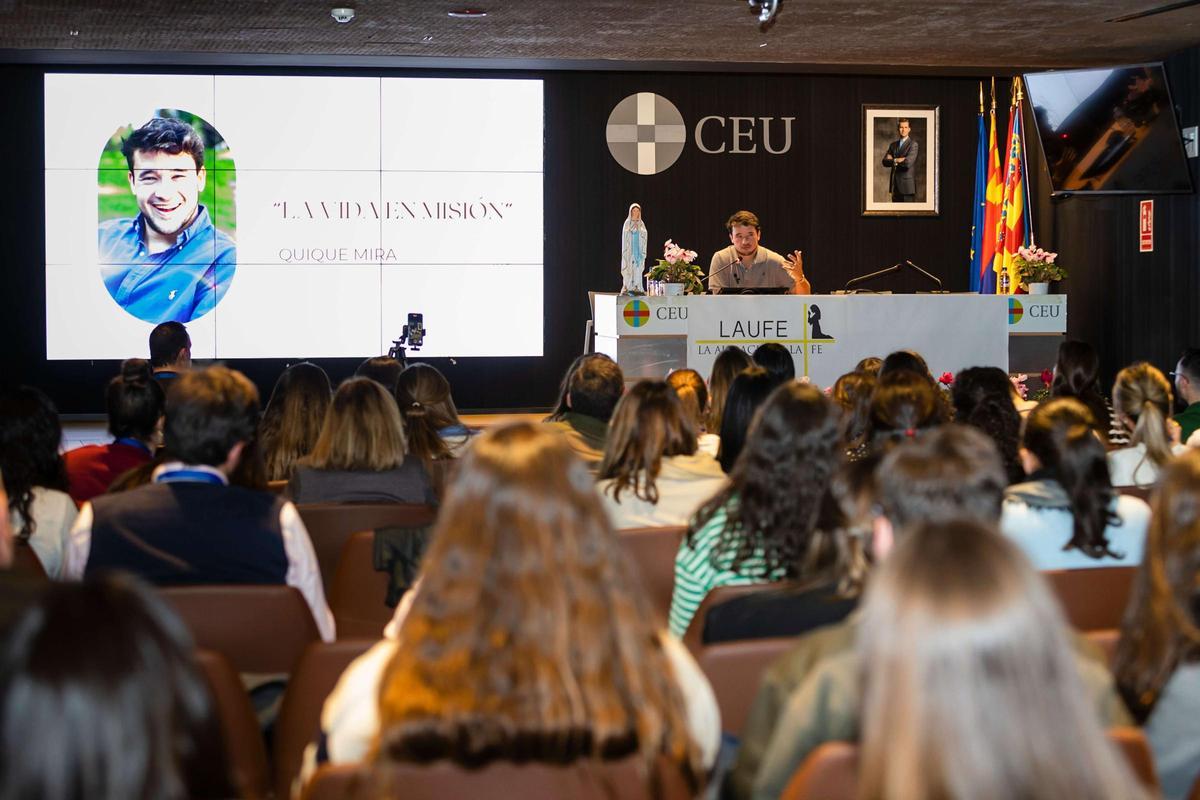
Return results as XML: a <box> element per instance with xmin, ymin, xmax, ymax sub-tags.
<box><xmin>620</xmin><ymin>203</ymin><xmax>647</xmax><ymax>295</ymax></box>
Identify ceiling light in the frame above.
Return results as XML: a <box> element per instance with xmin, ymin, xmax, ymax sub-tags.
<box><xmin>330</xmin><ymin>7</ymin><xmax>355</xmax><ymax>23</ymax></box>
<box><xmin>447</xmin><ymin>9</ymin><xmax>488</xmax><ymax>18</ymax></box>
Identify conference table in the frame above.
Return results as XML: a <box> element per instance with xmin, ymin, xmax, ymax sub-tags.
<box><xmin>592</xmin><ymin>292</ymin><xmax>1067</xmax><ymax>387</ymax></box>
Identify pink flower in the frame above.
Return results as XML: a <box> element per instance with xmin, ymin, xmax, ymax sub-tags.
<box><xmin>1010</xmin><ymin>373</ymin><xmax>1029</xmax><ymax>399</ymax></box>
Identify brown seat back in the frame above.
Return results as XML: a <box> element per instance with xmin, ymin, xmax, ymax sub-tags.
<box><xmin>160</xmin><ymin>585</ymin><xmax>320</xmax><ymax>674</ymax></box>
<box><xmin>296</xmin><ymin>503</ymin><xmax>437</xmax><ymax>595</ymax></box>
<box><xmin>274</xmin><ymin>639</ymin><xmax>376</xmax><ymax>800</ymax></box>
<box><xmin>267</xmin><ymin>479</ymin><xmax>288</xmax><ymax>494</ymax></box>
<box><xmin>780</xmin><ymin>728</ymin><xmax>1160</xmax><ymax>799</ymax></box>
<box><xmin>329</xmin><ymin>531</ymin><xmax>394</xmax><ymax>639</ymax></box>
<box><xmin>10</xmin><ymin>541</ymin><xmax>47</xmax><ymax>579</ymax></box>
<box><xmin>1117</xmin><ymin>485</ymin><xmax>1153</xmax><ymax>502</ymax></box>
<box><xmin>698</xmin><ymin>637</ymin><xmax>797</xmax><ymax>737</ymax></box>
<box><xmin>616</xmin><ymin>526</ymin><xmax>686</xmax><ymax>626</ymax></box>
<box><xmin>303</xmin><ymin>757</ymin><xmax>694</xmax><ymax>800</ymax></box>
<box><xmin>1041</xmin><ymin>566</ymin><xmax>1137</xmax><ymax>631</ymax></box>
<box><xmin>193</xmin><ymin>648</ymin><xmax>271</xmax><ymax>800</ymax></box>
<box><xmin>681</xmin><ymin>583</ymin><xmax>774</xmax><ymax>654</ymax></box>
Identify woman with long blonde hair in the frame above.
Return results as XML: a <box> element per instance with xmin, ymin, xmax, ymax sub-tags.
<box><xmin>1115</xmin><ymin>450</ymin><xmax>1200</xmax><ymax>798</ymax></box>
<box><xmin>259</xmin><ymin>362</ymin><xmax>332</xmax><ymax>481</ymax></box>
<box><xmin>857</xmin><ymin>519</ymin><xmax>1147</xmax><ymax>800</ymax></box>
<box><xmin>307</xmin><ymin>423</ymin><xmax>718</xmax><ymax>792</ymax></box>
<box><xmin>1109</xmin><ymin>362</ymin><xmax>1183</xmax><ymax>487</ymax></box>
<box><xmin>286</xmin><ymin>377</ymin><xmax>434</xmax><ymax>505</ymax></box>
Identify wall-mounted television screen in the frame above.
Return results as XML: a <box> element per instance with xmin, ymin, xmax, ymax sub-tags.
<box><xmin>1024</xmin><ymin>63</ymin><xmax>1192</xmax><ymax>195</ymax></box>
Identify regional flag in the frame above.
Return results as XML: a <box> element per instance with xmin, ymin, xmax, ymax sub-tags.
<box><xmin>969</xmin><ymin>90</ymin><xmax>986</xmax><ymax>293</ymax></box>
<box><xmin>993</xmin><ymin>79</ymin><xmax>1031</xmax><ymax>295</ymax></box>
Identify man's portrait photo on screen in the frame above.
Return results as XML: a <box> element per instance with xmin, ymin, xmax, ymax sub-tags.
<box><xmin>97</xmin><ymin>112</ymin><xmax>236</xmax><ymax>324</ymax></box>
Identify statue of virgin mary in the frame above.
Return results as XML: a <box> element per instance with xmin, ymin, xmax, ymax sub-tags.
<box><xmin>620</xmin><ymin>203</ymin><xmax>647</xmax><ymax>295</ymax></box>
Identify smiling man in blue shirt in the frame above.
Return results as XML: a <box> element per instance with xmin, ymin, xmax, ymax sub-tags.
<box><xmin>98</xmin><ymin>117</ymin><xmax>236</xmax><ymax>323</ymax></box>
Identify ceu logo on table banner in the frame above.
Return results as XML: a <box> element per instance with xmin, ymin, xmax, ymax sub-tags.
<box><xmin>606</xmin><ymin>93</ymin><xmax>687</xmax><ymax>175</ymax></box>
<box><xmin>1008</xmin><ymin>298</ymin><xmax>1024</xmax><ymax>324</ymax></box>
<box><xmin>623</xmin><ymin>299</ymin><xmax>651</xmax><ymax>328</ymax></box>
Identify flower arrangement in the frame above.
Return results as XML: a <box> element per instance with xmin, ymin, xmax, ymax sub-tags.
<box><xmin>648</xmin><ymin>239</ymin><xmax>706</xmax><ymax>295</ymax></box>
<box><xmin>1010</xmin><ymin>370</ymin><xmax>1053</xmax><ymax>402</ymax></box>
<box><xmin>1013</xmin><ymin>245</ymin><xmax>1067</xmax><ymax>287</ymax></box>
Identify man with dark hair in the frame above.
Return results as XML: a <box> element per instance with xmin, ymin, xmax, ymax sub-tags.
<box><xmin>882</xmin><ymin>117</ymin><xmax>919</xmax><ymax>202</ymax></box>
<box><xmin>728</xmin><ymin>425</ymin><xmax>1126</xmax><ymax>799</ymax></box>
<box><xmin>148</xmin><ymin>321</ymin><xmax>192</xmax><ymax>389</ymax></box>
<box><xmin>64</xmin><ymin>366</ymin><xmax>333</xmax><ymax>641</ymax></box>
<box><xmin>98</xmin><ymin>117</ymin><xmax>236</xmax><ymax>324</ymax></box>
<box><xmin>1174</xmin><ymin>348</ymin><xmax>1200</xmax><ymax>443</ymax></box>
<box><xmin>708</xmin><ymin>210</ymin><xmax>810</xmax><ymax>295</ymax></box>
<box><xmin>546</xmin><ymin>354</ymin><xmax>624</xmax><ymax>468</ymax></box>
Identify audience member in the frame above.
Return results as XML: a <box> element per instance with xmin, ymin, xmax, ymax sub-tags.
<box><xmin>1051</xmin><ymin>339</ymin><xmax>1126</xmax><ymax>445</ymax></box>
<box><xmin>1109</xmin><ymin>361</ymin><xmax>1184</xmax><ymax>487</ymax></box>
<box><xmin>671</xmin><ymin>382</ymin><xmax>840</xmax><ymax>637</ymax></box>
<box><xmin>148</xmin><ymin>321</ymin><xmax>191</xmax><ymax>393</ymax></box>
<box><xmin>853</xmin><ymin>521</ymin><xmax>1148</xmax><ymax>800</ymax></box>
<box><xmin>310</xmin><ymin>423</ymin><xmax>717</xmax><ymax>790</ymax></box>
<box><xmin>354</xmin><ymin>355</ymin><xmax>404</xmax><ymax>393</ymax></box>
<box><xmin>260</xmin><ymin>362</ymin><xmax>333</xmax><ymax>482</ymax></box>
<box><xmin>1115</xmin><ymin>450</ymin><xmax>1200</xmax><ymax>799</ymax></box>
<box><xmin>543</xmin><ymin>352</ymin><xmax>612</xmax><ymax>422</ymax></box>
<box><xmin>830</xmin><ymin>370</ymin><xmax>875</xmax><ymax>457</ymax></box>
<box><xmin>1001</xmin><ymin>397</ymin><xmax>1149</xmax><ymax>570</ymax></box>
<box><xmin>854</xmin><ymin>355</ymin><xmax>882</xmax><ymax>376</ymax></box>
<box><xmin>667</xmin><ymin>368</ymin><xmax>718</xmax><ymax>456</ymax></box>
<box><xmin>952</xmin><ymin>365</ymin><xmax>1024</xmax><ymax>484</ymax></box>
<box><xmin>1173</xmin><ymin>347</ymin><xmax>1200</xmax><ymax>443</ymax></box>
<box><xmin>733</xmin><ymin>426</ymin><xmax>1130</xmax><ymax>800</ymax></box>
<box><xmin>545</xmin><ymin>354</ymin><xmax>624</xmax><ymax>468</ymax></box>
<box><xmin>288</xmin><ymin>377</ymin><xmax>434</xmax><ymax>506</ymax></box>
<box><xmin>877</xmin><ymin>349</ymin><xmax>931</xmax><ymax>379</ymax></box>
<box><xmin>65</xmin><ymin>359</ymin><xmax>164</xmax><ymax>503</ymax></box>
<box><xmin>64</xmin><ymin>366</ymin><xmax>334</xmax><ymax>642</ymax></box>
<box><xmin>395</xmin><ymin>363</ymin><xmax>473</xmax><ymax>464</ymax></box>
<box><xmin>706</xmin><ymin>345</ymin><xmax>753</xmax><ymax>435</ymax></box>
<box><xmin>751</xmin><ymin>341</ymin><xmax>795</xmax><ymax>383</ymax></box>
<box><xmin>715</xmin><ymin>367</ymin><xmax>778</xmax><ymax>474</ymax></box>
<box><xmin>862</xmin><ymin>368</ymin><xmax>945</xmax><ymax>458</ymax></box>
<box><xmin>596</xmin><ymin>380</ymin><xmax>726</xmax><ymax>529</ymax></box>
<box><xmin>0</xmin><ymin>574</ymin><xmax>235</xmax><ymax>800</ymax></box>
<box><xmin>0</xmin><ymin>387</ymin><xmax>76</xmax><ymax>578</ymax></box>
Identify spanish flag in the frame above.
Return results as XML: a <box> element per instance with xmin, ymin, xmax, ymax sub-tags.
<box><xmin>993</xmin><ymin>77</ymin><xmax>1032</xmax><ymax>295</ymax></box>
<box><xmin>979</xmin><ymin>79</ymin><xmax>1002</xmax><ymax>294</ymax></box>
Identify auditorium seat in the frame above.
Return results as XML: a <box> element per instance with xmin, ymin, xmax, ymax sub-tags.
<box><xmin>267</xmin><ymin>479</ymin><xmax>288</xmax><ymax>494</ymax></box>
<box><xmin>1042</xmin><ymin>566</ymin><xmax>1137</xmax><ymax>632</ymax></box>
<box><xmin>681</xmin><ymin>583</ymin><xmax>774</xmax><ymax>654</ymax></box>
<box><xmin>330</xmin><ymin>531</ymin><xmax>393</xmax><ymax>639</ymax></box>
<box><xmin>779</xmin><ymin>728</ymin><xmax>1159</xmax><ymax>799</ymax></box>
<box><xmin>10</xmin><ymin>541</ymin><xmax>47</xmax><ymax>579</ymax></box>
<box><xmin>697</xmin><ymin>636</ymin><xmax>796</xmax><ymax>737</ymax></box>
<box><xmin>1083</xmin><ymin>628</ymin><xmax>1121</xmax><ymax>668</ymax></box>
<box><xmin>1117</xmin><ymin>485</ymin><xmax>1154</xmax><ymax>502</ymax></box>
<box><xmin>296</xmin><ymin>503</ymin><xmax>438</xmax><ymax>595</ymax></box>
<box><xmin>160</xmin><ymin>585</ymin><xmax>320</xmax><ymax>674</ymax></box>
<box><xmin>274</xmin><ymin>638</ymin><xmax>376</xmax><ymax>800</ymax></box>
<box><xmin>616</xmin><ymin>525</ymin><xmax>686</xmax><ymax>625</ymax></box>
<box><xmin>194</xmin><ymin>648</ymin><xmax>271</xmax><ymax>800</ymax></box>
<box><xmin>301</xmin><ymin>756</ymin><xmax>695</xmax><ymax>800</ymax></box>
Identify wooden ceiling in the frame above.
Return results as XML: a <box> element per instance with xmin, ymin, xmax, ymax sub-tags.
<box><xmin>2</xmin><ymin>0</ymin><xmax>1200</xmax><ymax>72</ymax></box>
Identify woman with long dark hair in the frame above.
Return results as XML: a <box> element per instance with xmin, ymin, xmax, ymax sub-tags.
<box><xmin>863</xmin><ymin>369</ymin><xmax>945</xmax><ymax>456</ymax></box>
<box><xmin>597</xmin><ymin>380</ymin><xmax>726</xmax><ymax>529</ymax></box>
<box><xmin>308</xmin><ymin>423</ymin><xmax>718</xmax><ymax>791</ymax></box>
<box><xmin>1115</xmin><ymin>450</ymin><xmax>1200</xmax><ymax>798</ymax></box>
<box><xmin>1001</xmin><ymin>397</ymin><xmax>1149</xmax><ymax>569</ymax></box>
<box><xmin>715</xmin><ymin>367</ymin><xmax>779</xmax><ymax>474</ymax></box>
<box><xmin>1051</xmin><ymin>339</ymin><xmax>1126</xmax><ymax>445</ymax></box>
<box><xmin>259</xmin><ymin>361</ymin><xmax>332</xmax><ymax>482</ymax></box>
<box><xmin>670</xmin><ymin>382</ymin><xmax>842</xmax><ymax>636</ymax></box>
<box><xmin>0</xmin><ymin>387</ymin><xmax>74</xmax><ymax>578</ymax></box>
<box><xmin>952</xmin><ymin>366</ymin><xmax>1023</xmax><ymax>484</ymax></box>
<box><xmin>394</xmin><ymin>363</ymin><xmax>472</xmax><ymax>468</ymax></box>
<box><xmin>65</xmin><ymin>358</ymin><xmax>165</xmax><ymax>503</ymax></box>
<box><xmin>0</xmin><ymin>574</ymin><xmax>235</xmax><ymax>799</ymax></box>
<box><xmin>830</xmin><ymin>370</ymin><xmax>876</xmax><ymax>459</ymax></box>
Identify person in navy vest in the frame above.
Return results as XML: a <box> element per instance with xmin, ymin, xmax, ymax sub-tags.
<box><xmin>63</xmin><ymin>366</ymin><xmax>334</xmax><ymax>642</ymax></box>
<box><xmin>98</xmin><ymin>117</ymin><xmax>236</xmax><ymax>324</ymax></box>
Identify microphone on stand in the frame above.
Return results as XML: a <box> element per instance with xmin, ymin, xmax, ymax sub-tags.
<box><xmin>702</xmin><ymin>255</ymin><xmax>744</xmax><ymax>294</ymax></box>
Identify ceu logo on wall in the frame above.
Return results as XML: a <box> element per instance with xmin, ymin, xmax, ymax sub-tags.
<box><xmin>623</xmin><ymin>299</ymin><xmax>651</xmax><ymax>327</ymax></box>
<box><xmin>606</xmin><ymin>93</ymin><xmax>687</xmax><ymax>175</ymax></box>
<box><xmin>1008</xmin><ymin>297</ymin><xmax>1024</xmax><ymax>324</ymax></box>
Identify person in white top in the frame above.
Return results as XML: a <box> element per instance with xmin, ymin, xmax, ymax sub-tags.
<box><xmin>1108</xmin><ymin>362</ymin><xmax>1185</xmax><ymax>487</ymax></box>
<box><xmin>0</xmin><ymin>386</ymin><xmax>77</xmax><ymax>578</ymax></box>
<box><xmin>596</xmin><ymin>380</ymin><xmax>727</xmax><ymax>530</ymax></box>
<box><xmin>305</xmin><ymin>423</ymin><xmax>719</xmax><ymax>795</ymax></box>
<box><xmin>667</xmin><ymin>368</ymin><xmax>720</xmax><ymax>457</ymax></box>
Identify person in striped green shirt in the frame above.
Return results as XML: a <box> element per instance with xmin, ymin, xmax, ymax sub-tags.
<box><xmin>669</xmin><ymin>382</ymin><xmax>842</xmax><ymax>637</ymax></box>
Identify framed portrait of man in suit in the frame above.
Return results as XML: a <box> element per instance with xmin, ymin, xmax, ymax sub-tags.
<box><xmin>862</xmin><ymin>104</ymin><xmax>939</xmax><ymax>217</ymax></box>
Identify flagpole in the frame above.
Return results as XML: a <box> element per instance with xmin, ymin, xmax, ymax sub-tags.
<box><xmin>1014</xmin><ymin>76</ymin><xmax>1037</xmax><ymax>247</ymax></box>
